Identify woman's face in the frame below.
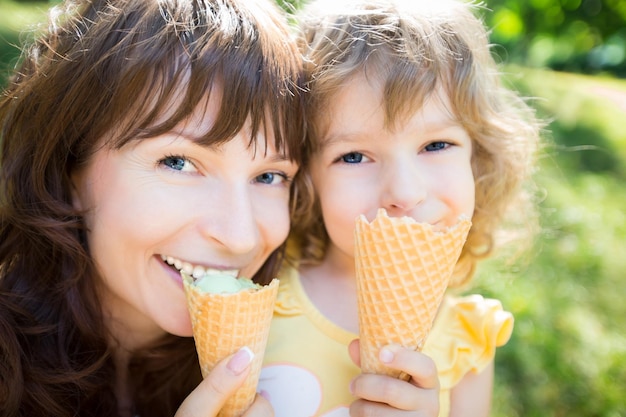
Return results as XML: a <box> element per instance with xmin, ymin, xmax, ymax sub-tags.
<box><xmin>71</xmin><ymin>97</ymin><xmax>297</xmax><ymax>348</ymax></box>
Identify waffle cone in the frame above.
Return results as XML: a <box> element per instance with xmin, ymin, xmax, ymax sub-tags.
<box><xmin>183</xmin><ymin>276</ymin><xmax>279</xmax><ymax>417</ymax></box>
<box><xmin>355</xmin><ymin>209</ymin><xmax>471</xmax><ymax>378</ymax></box>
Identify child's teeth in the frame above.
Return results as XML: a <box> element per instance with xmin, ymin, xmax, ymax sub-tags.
<box><xmin>166</xmin><ymin>256</ymin><xmax>175</xmax><ymax>265</ymax></box>
<box><xmin>174</xmin><ymin>259</ymin><xmax>183</xmax><ymax>270</ymax></box>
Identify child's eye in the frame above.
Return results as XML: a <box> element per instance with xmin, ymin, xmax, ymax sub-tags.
<box><xmin>159</xmin><ymin>155</ymin><xmax>196</xmax><ymax>172</ymax></box>
<box><xmin>340</xmin><ymin>152</ymin><xmax>364</xmax><ymax>163</ymax></box>
<box><xmin>255</xmin><ymin>172</ymin><xmax>290</xmax><ymax>185</ymax></box>
<box><xmin>424</xmin><ymin>141</ymin><xmax>450</xmax><ymax>152</ymax></box>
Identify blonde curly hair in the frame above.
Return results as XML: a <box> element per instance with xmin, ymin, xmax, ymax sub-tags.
<box><xmin>289</xmin><ymin>0</ymin><xmax>542</xmax><ymax>287</ymax></box>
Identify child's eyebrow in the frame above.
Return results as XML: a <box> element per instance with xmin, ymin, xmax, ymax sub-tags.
<box><xmin>322</xmin><ymin>122</ymin><xmax>467</xmax><ymax>144</ymax></box>
<box><xmin>423</xmin><ymin>124</ymin><xmax>469</xmax><ymax>136</ymax></box>
<box><xmin>319</xmin><ymin>131</ymin><xmax>367</xmax><ymax>148</ymax></box>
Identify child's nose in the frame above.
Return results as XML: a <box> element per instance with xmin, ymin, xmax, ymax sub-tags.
<box><xmin>380</xmin><ymin>158</ymin><xmax>427</xmax><ymax>215</ymax></box>
<box><xmin>197</xmin><ymin>184</ymin><xmax>260</xmax><ymax>255</ymax></box>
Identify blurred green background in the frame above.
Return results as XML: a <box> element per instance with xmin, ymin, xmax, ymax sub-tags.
<box><xmin>1</xmin><ymin>0</ymin><xmax>625</xmax><ymax>415</ymax></box>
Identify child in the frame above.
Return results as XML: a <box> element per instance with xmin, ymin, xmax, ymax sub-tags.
<box><xmin>0</xmin><ymin>0</ymin><xmax>304</xmax><ymax>416</ymax></box>
<box><xmin>259</xmin><ymin>0</ymin><xmax>541</xmax><ymax>416</ymax></box>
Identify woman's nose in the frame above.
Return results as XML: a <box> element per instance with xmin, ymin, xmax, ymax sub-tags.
<box><xmin>380</xmin><ymin>158</ymin><xmax>427</xmax><ymax>215</ymax></box>
<box><xmin>197</xmin><ymin>184</ymin><xmax>260</xmax><ymax>255</ymax></box>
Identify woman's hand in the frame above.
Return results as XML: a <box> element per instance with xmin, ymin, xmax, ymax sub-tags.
<box><xmin>175</xmin><ymin>347</ymin><xmax>273</xmax><ymax>417</ymax></box>
<box><xmin>348</xmin><ymin>340</ymin><xmax>440</xmax><ymax>417</ymax></box>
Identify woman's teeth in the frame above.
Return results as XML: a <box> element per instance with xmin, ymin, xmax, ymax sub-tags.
<box><xmin>161</xmin><ymin>255</ymin><xmax>238</xmax><ymax>279</ymax></box>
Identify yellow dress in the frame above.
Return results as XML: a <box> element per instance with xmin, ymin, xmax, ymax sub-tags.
<box><xmin>259</xmin><ymin>266</ymin><xmax>514</xmax><ymax>417</ymax></box>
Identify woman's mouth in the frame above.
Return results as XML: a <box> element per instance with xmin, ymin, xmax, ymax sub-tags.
<box><xmin>160</xmin><ymin>255</ymin><xmax>239</xmax><ymax>280</ymax></box>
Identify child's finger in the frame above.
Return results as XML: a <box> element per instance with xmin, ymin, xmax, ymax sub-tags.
<box><xmin>349</xmin><ymin>398</ymin><xmax>411</xmax><ymax>417</ymax></box>
<box><xmin>350</xmin><ymin>344</ymin><xmax>440</xmax><ymax>413</ymax></box>
<box><xmin>350</xmin><ymin>372</ymin><xmax>438</xmax><ymax>412</ymax></box>
<box><xmin>175</xmin><ymin>347</ymin><xmax>261</xmax><ymax>417</ymax></box>
<box><xmin>349</xmin><ymin>341</ymin><xmax>439</xmax><ymax>390</ymax></box>
<box><xmin>379</xmin><ymin>344</ymin><xmax>440</xmax><ymax>389</ymax></box>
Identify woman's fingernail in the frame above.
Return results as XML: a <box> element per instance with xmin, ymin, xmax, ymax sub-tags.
<box><xmin>227</xmin><ymin>346</ymin><xmax>254</xmax><ymax>375</ymax></box>
<box><xmin>379</xmin><ymin>346</ymin><xmax>394</xmax><ymax>364</ymax></box>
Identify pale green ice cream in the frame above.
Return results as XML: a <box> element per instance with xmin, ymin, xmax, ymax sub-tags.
<box><xmin>185</xmin><ymin>272</ymin><xmax>259</xmax><ymax>294</ymax></box>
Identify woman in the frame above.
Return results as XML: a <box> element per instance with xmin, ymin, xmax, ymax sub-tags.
<box><xmin>0</xmin><ymin>0</ymin><xmax>305</xmax><ymax>416</ymax></box>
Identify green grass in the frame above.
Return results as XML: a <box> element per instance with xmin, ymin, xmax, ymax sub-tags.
<box><xmin>475</xmin><ymin>67</ymin><xmax>626</xmax><ymax>417</ymax></box>
<box><xmin>0</xmin><ymin>0</ymin><xmax>49</xmax><ymax>32</ymax></box>
<box><xmin>1</xmin><ymin>2</ymin><xmax>625</xmax><ymax>416</ymax></box>
<box><xmin>0</xmin><ymin>0</ymin><xmax>48</xmax><ymax>86</ymax></box>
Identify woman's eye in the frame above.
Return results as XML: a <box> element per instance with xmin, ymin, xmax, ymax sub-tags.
<box><xmin>341</xmin><ymin>152</ymin><xmax>364</xmax><ymax>163</ymax></box>
<box><xmin>424</xmin><ymin>141</ymin><xmax>450</xmax><ymax>152</ymax></box>
<box><xmin>160</xmin><ymin>155</ymin><xmax>196</xmax><ymax>172</ymax></box>
<box><xmin>255</xmin><ymin>172</ymin><xmax>288</xmax><ymax>185</ymax></box>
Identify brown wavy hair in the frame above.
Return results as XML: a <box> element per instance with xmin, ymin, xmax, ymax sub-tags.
<box><xmin>0</xmin><ymin>0</ymin><xmax>305</xmax><ymax>416</ymax></box>
<box><xmin>289</xmin><ymin>0</ymin><xmax>542</xmax><ymax>287</ymax></box>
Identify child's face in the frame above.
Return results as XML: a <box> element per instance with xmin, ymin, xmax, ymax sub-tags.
<box><xmin>70</xmin><ymin>96</ymin><xmax>298</xmax><ymax>346</ymax></box>
<box><xmin>310</xmin><ymin>74</ymin><xmax>475</xmax><ymax>262</ymax></box>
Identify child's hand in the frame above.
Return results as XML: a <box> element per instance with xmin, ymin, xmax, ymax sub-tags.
<box><xmin>348</xmin><ymin>340</ymin><xmax>440</xmax><ymax>417</ymax></box>
<box><xmin>175</xmin><ymin>347</ymin><xmax>273</xmax><ymax>417</ymax></box>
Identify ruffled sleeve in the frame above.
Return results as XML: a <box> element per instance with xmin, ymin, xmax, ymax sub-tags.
<box><xmin>424</xmin><ymin>294</ymin><xmax>514</xmax><ymax>389</ymax></box>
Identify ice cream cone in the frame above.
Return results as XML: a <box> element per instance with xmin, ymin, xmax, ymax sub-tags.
<box><xmin>183</xmin><ymin>275</ymin><xmax>279</xmax><ymax>417</ymax></box>
<box><xmin>355</xmin><ymin>209</ymin><xmax>471</xmax><ymax>379</ymax></box>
